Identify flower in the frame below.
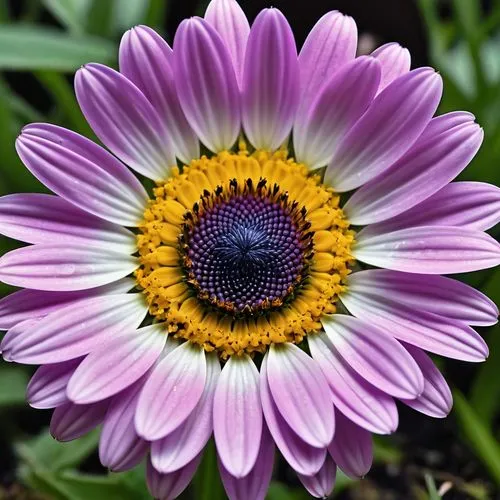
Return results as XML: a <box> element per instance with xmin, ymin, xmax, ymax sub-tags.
<box><xmin>1</xmin><ymin>0</ymin><xmax>499</xmax><ymax>498</ymax></box>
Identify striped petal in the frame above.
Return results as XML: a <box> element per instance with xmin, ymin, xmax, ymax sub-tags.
<box><xmin>0</xmin><ymin>244</ymin><xmax>137</xmax><ymax>291</ymax></box>
<box><xmin>205</xmin><ymin>0</ymin><xmax>250</xmax><ymax>86</ymax></box>
<box><xmin>67</xmin><ymin>324</ymin><xmax>166</xmax><ymax>404</ymax></box>
<box><xmin>15</xmin><ymin>124</ymin><xmax>148</xmax><ymax>226</ymax></box>
<box><xmin>242</xmin><ymin>8</ymin><xmax>300</xmax><ymax>150</ymax></box>
<box><xmin>3</xmin><ymin>294</ymin><xmax>147</xmax><ymax>364</ymax></box>
<box><xmin>173</xmin><ymin>17</ymin><xmax>240</xmax><ymax>152</ymax></box>
<box><xmin>371</xmin><ymin>42</ymin><xmax>411</xmax><ymax>93</ymax></box>
<box><xmin>298</xmin><ymin>11</ymin><xmax>357</xmax><ymax>114</ymax></box>
<box><xmin>1</xmin><ymin>319</ymin><xmax>39</xmax><ymax>361</ymax></box>
<box><xmin>322</xmin><ymin>314</ymin><xmax>424</xmax><ymax>399</ymax></box>
<box><xmin>119</xmin><ymin>25</ymin><xmax>199</xmax><ymax>164</ymax></box>
<box><xmin>213</xmin><ymin>354</ymin><xmax>262</xmax><ymax>478</ymax></box>
<box><xmin>297</xmin><ymin>455</ymin><xmax>336</xmax><ymax>499</ymax></box>
<box><xmin>135</xmin><ymin>342</ymin><xmax>206</xmax><ymax>441</ymax></box>
<box><xmin>260</xmin><ymin>355</ymin><xmax>326</xmax><ymax>476</ymax></box>
<box><xmin>75</xmin><ymin>63</ymin><xmax>175</xmax><ymax>180</ymax></box>
<box><xmin>354</xmin><ymin>226</ymin><xmax>500</xmax><ymax>274</ymax></box>
<box><xmin>325</xmin><ymin>68</ymin><xmax>443</xmax><ymax>192</ymax></box>
<box><xmin>328</xmin><ymin>412</ymin><xmax>373</xmax><ymax>478</ymax></box>
<box><xmin>308</xmin><ymin>332</ymin><xmax>398</xmax><ymax>435</ymax></box>
<box><xmin>151</xmin><ymin>352</ymin><xmax>220</xmax><ymax>473</ymax></box>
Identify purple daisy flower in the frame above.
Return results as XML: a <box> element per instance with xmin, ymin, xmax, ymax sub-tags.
<box><xmin>1</xmin><ymin>0</ymin><xmax>500</xmax><ymax>498</ymax></box>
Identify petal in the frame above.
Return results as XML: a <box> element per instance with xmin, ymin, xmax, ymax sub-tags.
<box><xmin>260</xmin><ymin>355</ymin><xmax>326</xmax><ymax>476</ymax></box>
<box><xmin>27</xmin><ymin>358</ymin><xmax>82</xmax><ymax>409</ymax></box>
<box><xmin>50</xmin><ymin>400</ymin><xmax>109</xmax><ymax>442</ymax></box>
<box><xmin>151</xmin><ymin>352</ymin><xmax>220</xmax><ymax>473</ymax></box>
<box><xmin>213</xmin><ymin>354</ymin><xmax>262</xmax><ymax>478</ymax></box>
<box><xmin>345</xmin><ymin>113</ymin><xmax>483</xmax><ymax>225</ymax></box>
<box><xmin>16</xmin><ymin>124</ymin><xmax>148</xmax><ymax>227</ymax></box>
<box><xmin>242</xmin><ymin>8</ymin><xmax>300</xmax><ymax>150</ymax></box>
<box><xmin>293</xmin><ymin>56</ymin><xmax>381</xmax><ymax>169</ymax></box>
<box><xmin>328</xmin><ymin>412</ymin><xmax>373</xmax><ymax>478</ymax></box>
<box><xmin>371</xmin><ymin>42</ymin><xmax>411</xmax><ymax>93</ymax></box>
<box><xmin>354</xmin><ymin>226</ymin><xmax>500</xmax><ymax>274</ymax></box>
<box><xmin>146</xmin><ymin>454</ymin><xmax>201</xmax><ymax>500</ymax></box>
<box><xmin>346</xmin><ymin>270</ymin><xmax>498</xmax><ymax>327</ymax></box>
<box><xmin>341</xmin><ymin>284</ymin><xmax>489</xmax><ymax>362</ymax></box>
<box><xmin>297</xmin><ymin>455</ymin><xmax>336</xmax><ymax>499</ymax></box>
<box><xmin>0</xmin><ymin>278</ymin><xmax>135</xmax><ymax>331</ymax></box>
<box><xmin>322</xmin><ymin>314</ymin><xmax>424</xmax><ymax>399</ymax></box>
<box><xmin>119</xmin><ymin>25</ymin><xmax>199</xmax><ymax>164</ymax></box>
<box><xmin>367</xmin><ymin>181</ymin><xmax>500</xmax><ymax>233</ymax></box>
<box><xmin>75</xmin><ymin>63</ymin><xmax>175</xmax><ymax>180</ymax></box>
<box><xmin>205</xmin><ymin>0</ymin><xmax>250</xmax><ymax>86</ymax></box>
<box><xmin>219</xmin><ymin>423</ymin><xmax>275</xmax><ymax>500</ymax></box>
<box><xmin>0</xmin><ymin>244</ymin><xmax>138</xmax><ymax>291</ymax></box>
<box><xmin>173</xmin><ymin>17</ymin><xmax>240</xmax><ymax>152</ymax></box>
<box><xmin>0</xmin><ymin>194</ymin><xmax>135</xmax><ymax>253</ymax></box>
<box><xmin>99</xmin><ymin>378</ymin><xmax>149</xmax><ymax>472</ymax></box>
<box><xmin>308</xmin><ymin>332</ymin><xmax>398</xmax><ymax>435</ymax></box>
<box><xmin>135</xmin><ymin>342</ymin><xmax>207</xmax><ymax>441</ymax></box>
<box><xmin>325</xmin><ymin>68</ymin><xmax>443</xmax><ymax>192</ymax></box>
<box><xmin>67</xmin><ymin>324</ymin><xmax>166</xmax><ymax>404</ymax></box>
<box><xmin>298</xmin><ymin>11</ymin><xmax>357</xmax><ymax>115</ymax></box>
<box><xmin>400</xmin><ymin>344</ymin><xmax>453</xmax><ymax>418</ymax></box>
<box><xmin>1</xmin><ymin>319</ymin><xmax>39</xmax><ymax>361</ymax></box>
<box><xmin>266</xmin><ymin>343</ymin><xmax>335</xmax><ymax>448</ymax></box>
<box><xmin>4</xmin><ymin>294</ymin><xmax>147</xmax><ymax>364</ymax></box>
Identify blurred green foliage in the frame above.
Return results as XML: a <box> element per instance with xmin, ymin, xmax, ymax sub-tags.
<box><xmin>0</xmin><ymin>0</ymin><xmax>499</xmax><ymax>498</ymax></box>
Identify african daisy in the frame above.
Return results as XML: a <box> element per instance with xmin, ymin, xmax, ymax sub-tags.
<box><xmin>0</xmin><ymin>0</ymin><xmax>499</xmax><ymax>498</ymax></box>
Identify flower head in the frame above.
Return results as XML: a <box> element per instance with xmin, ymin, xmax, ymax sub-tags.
<box><xmin>1</xmin><ymin>0</ymin><xmax>500</xmax><ymax>498</ymax></box>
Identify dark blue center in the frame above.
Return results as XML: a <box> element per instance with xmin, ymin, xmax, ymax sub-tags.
<box><xmin>185</xmin><ymin>194</ymin><xmax>307</xmax><ymax>312</ymax></box>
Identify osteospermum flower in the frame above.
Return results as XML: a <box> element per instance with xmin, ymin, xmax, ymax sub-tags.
<box><xmin>1</xmin><ymin>0</ymin><xmax>500</xmax><ymax>498</ymax></box>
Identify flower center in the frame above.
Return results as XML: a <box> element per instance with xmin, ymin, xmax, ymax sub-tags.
<box><xmin>136</xmin><ymin>147</ymin><xmax>355</xmax><ymax>358</ymax></box>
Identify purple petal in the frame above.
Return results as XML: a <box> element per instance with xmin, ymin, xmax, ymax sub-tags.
<box><xmin>67</xmin><ymin>324</ymin><xmax>166</xmax><ymax>404</ymax></box>
<box><xmin>267</xmin><ymin>343</ymin><xmax>334</xmax><ymax>448</ymax></box>
<box><xmin>50</xmin><ymin>400</ymin><xmax>109</xmax><ymax>442</ymax></box>
<box><xmin>325</xmin><ymin>68</ymin><xmax>443</xmax><ymax>192</ymax></box>
<box><xmin>308</xmin><ymin>332</ymin><xmax>398</xmax><ymax>435</ymax></box>
<box><xmin>27</xmin><ymin>358</ymin><xmax>82</xmax><ymax>409</ymax></box>
<box><xmin>328</xmin><ymin>411</ymin><xmax>373</xmax><ymax>478</ymax></box>
<box><xmin>367</xmin><ymin>181</ymin><xmax>500</xmax><ymax>233</ymax></box>
<box><xmin>371</xmin><ymin>42</ymin><xmax>411</xmax><ymax>93</ymax></box>
<box><xmin>119</xmin><ymin>25</ymin><xmax>199</xmax><ymax>164</ymax></box>
<box><xmin>400</xmin><ymin>344</ymin><xmax>452</xmax><ymax>418</ymax></box>
<box><xmin>322</xmin><ymin>314</ymin><xmax>424</xmax><ymax>399</ymax></box>
<box><xmin>0</xmin><ymin>244</ymin><xmax>137</xmax><ymax>291</ymax></box>
<box><xmin>0</xmin><ymin>194</ymin><xmax>135</xmax><ymax>253</ymax></box>
<box><xmin>205</xmin><ymin>0</ymin><xmax>250</xmax><ymax>86</ymax></box>
<box><xmin>75</xmin><ymin>63</ymin><xmax>175</xmax><ymax>180</ymax></box>
<box><xmin>294</xmin><ymin>56</ymin><xmax>381</xmax><ymax>169</ymax></box>
<box><xmin>219</xmin><ymin>423</ymin><xmax>275</xmax><ymax>500</ymax></box>
<box><xmin>99</xmin><ymin>378</ymin><xmax>149</xmax><ymax>472</ymax></box>
<box><xmin>297</xmin><ymin>455</ymin><xmax>336</xmax><ymax>499</ymax></box>
<box><xmin>146</xmin><ymin>454</ymin><xmax>201</xmax><ymax>500</ymax></box>
<box><xmin>4</xmin><ymin>294</ymin><xmax>147</xmax><ymax>364</ymax></box>
<box><xmin>0</xmin><ymin>278</ymin><xmax>134</xmax><ymax>331</ymax></box>
<box><xmin>260</xmin><ymin>355</ymin><xmax>326</xmax><ymax>476</ymax></box>
<box><xmin>151</xmin><ymin>352</ymin><xmax>220</xmax><ymax>473</ymax></box>
<box><xmin>354</xmin><ymin>225</ymin><xmax>500</xmax><ymax>274</ymax></box>
<box><xmin>213</xmin><ymin>354</ymin><xmax>262</xmax><ymax>478</ymax></box>
<box><xmin>345</xmin><ymin>112</ymin><xmax>483</xmax><ymax>225</ymax></box>
<box><xmin>135</xmin><ymin>342</ymin><xmax>206</xmax><ymax>441</ymax></box>
<box><xmin>173</xmin><ymin>17</ymin><xmax>240</xmax><ymax>152</ymax></box>
<box><xmin>16</xmin><ymin>124</ymin><xmax>148</xmax><ymax>227</ymax></box>
<box><xmin>1</xmin><ymin>319</ymin><xmax>39</xmax><ymax>361</ymax></box>
<box><xmin>346</xmin><ymin>270</ymin><xmax>498</xmax><ymax>327</ymax></box>
<box><xmin>298</xmin><ymin>11</ymin><xmax>357</xmax><ymax>115</ymax></box>
<box><xmin>242</xmin><ymin>8</ymin><xmax>300</xmax><ymax>150</ymax></box>
<box><xmin>341</xmin><ymin>283</ymin><xmax>489</xmax><ymax>362</ymax></box>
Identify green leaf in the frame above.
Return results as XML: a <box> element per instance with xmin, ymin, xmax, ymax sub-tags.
<box><xmin>0</xmin><ymin>25</ymin><xmax>114</xmax><ymax>71</ymax></box>
<box><xmin>192</xmin><ymin>439</ymin><xmax>225</xmax><ymax>500</ymax></box>
<box><xmin>424</xmin><ymin>473</ymin><xmax>442</xmax><ymax>500</ymax></box>
<box><xmin>86</xmin><ymin>0</ymin><xmax>114</xmax><ymax>37</ymax></box>
<box><xmin>145</xmin><ymin>0</ymin><xmax>168</xmax><ymax>30</ymax></box>
<box><xmin>0</xmin><ymin>364</ymin><xmax>30</xmax><ymax>406</ymax></box>
<box><xmin>453</xmin><ymin>389</ymin><xmax>500</xmax><ymax>484</ymax></box>
<box><xmin>267</xmin><ymin>482</ymin><xmax>310</xmax><ymax>500</ymax></box>
<box><xmin>113</xmin><ymin>0</ymin><xmax>149</xmax><ymax>32</ymax></box>
<box><xmin>41</xmin><ymin>0</ymin><xmax>89</xmax><ymax>34</ymax></box>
